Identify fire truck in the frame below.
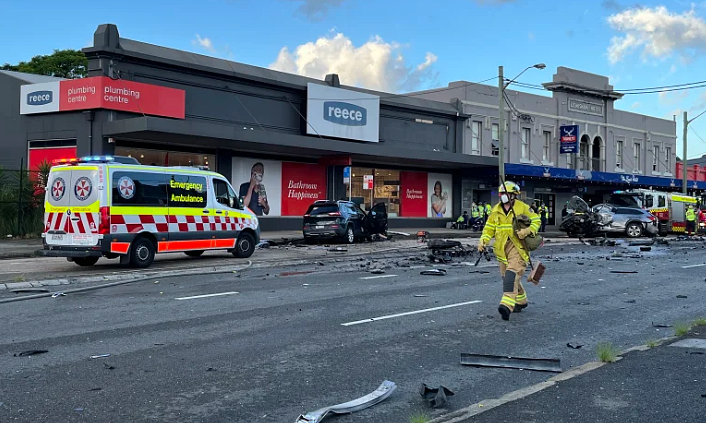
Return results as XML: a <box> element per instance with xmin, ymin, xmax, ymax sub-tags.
<box><xmin>609</xmin><ymin>189</ymin><xmax>699</xmax><ymax>235</ymax></box>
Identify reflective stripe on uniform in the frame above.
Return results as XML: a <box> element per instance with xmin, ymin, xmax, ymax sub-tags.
<box><xmin>501</xmin><ymin>296</ymin><xmax>516</xmax><ymax>307</ymax></box>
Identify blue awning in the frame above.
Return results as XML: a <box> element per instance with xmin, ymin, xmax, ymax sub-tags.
<box><xmin>505</xmin><ymin>163</ymin><xmax>706</xmax><ymax>190</ymax></box>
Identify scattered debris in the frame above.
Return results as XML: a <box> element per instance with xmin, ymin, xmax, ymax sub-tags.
<box><xmin>566</xmin><ymin>343</ymin><xmax>584</xmax><ymax>349</ymax></box>
<box><xmin>577</xmin><ymin>262</ymin><xmax>585</xmax><ymax>266</ymax></box>
<box><xmin>329</xmin><ymin>247</ymin><xmax>348</xmax><ymax>252</ymax></box>
<box><xmin>640</xmin><ymin>246</ymin><xmax>652</xmax><ymax>252</ymax></box>
<box><xmin>295</xmin><ymin>380</ymin><xmax>396</xmax><ymax>423</ymax></box>
<box><xmin>206</xmin><ymin>367</ymin><xmax>217</xmax><ymax>371</ymax></box>
<box><xmin>469</xmin><ymin>270</ymin><xmax>491</xmax><ymax>274</ymax></box>
<box><xmin>652</xmin><ymin>322</ymin><xmax>672</xmax><ymax>328</ymax></box>
<box><xmin>88</xmin><ymin>388</ymin><xmax>103</xmax><ymax>391</ymax></box>
<box><xmin>419</xmin><ymin>383</ymin><xmax>455</xmax><ymax>408</ymax></box>
<box><xmin>417</xmin><ymin>231</ymin><xmax>428</xmax><ymax>243</ymax></box>
<box><xmin>677</xmin><ymin>295</ymin><xmax>688</xmax><ymax>299</ymax></box>
<box><xmin>388</xmin><ymin>231</ymin><xmax>411</xmax><ymax>237</ymax></box>
<box><xmin>256</xmin><ymin>240</ymin><xmax>277</xmax><ymax>249</ymax></box>
<box><xmin>460</xmin><ymin>353</ymin><xmax>562</xmax><ymax>373</ymax></box>
<box><xmin>629</xmin><ymin>239</ymin><xmax>655</xmax><ymax>247</ymax></box>
<box><xmin>13</xmin><ymin>350</ymin><xmax>48</xmax><ymax>357</ymax></box>
<box><xmin>420</xmin><ymin>269</ymin><xmax>447</xmax><ymax>276</ymax></box>
<box><xmin>51</xmin><ymin>292</ymin><xmax>66</xmax><ymax>298</ymax></box>
<box><xmin>302</xmin><ymin>283</ymin><xmax>310</xmax><ymax>286</ymax></box>
<box><xmin>74</xmin><ymin>408</ymin><xmax>84</xmax><ymax>413</ymax></box>
<box><xmin>610</xmin><ymin>270</ymin><xmax>638</xmax><ymax>274</ymax></box>
<box><xmin>90</xmin><ymin>354</ymin><xmax>111</xmax><ymax>359</ymax></box>
<box><xmin>413</xmin><ymin>295</ymin><xmax>428</xmax><ymax>298</ymax></box>
<box><xmin>625</xmin><ymin>300</ymin><xmax>636</xmax><ymax>303</ymax></box>
<box><xmin>369</xmin><ymin>268</ymin><xmax>386</xmax><ymax>274</ymax></box>
<box><xmin>103</xmin><ymin>363</ymin><xmax>115</xmax><ymax>370</ymax></box>
<box><xmin>577</xmin><ymin>302</ymin><xmax>591</xmax><ymax>305</ymax></box>
<box><xmin>11</xmin><ymin>288</ymin><xmax>50</xmax><ymax>293</ymax></box>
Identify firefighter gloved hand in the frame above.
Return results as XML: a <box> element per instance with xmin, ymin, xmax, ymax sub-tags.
<box><xmin>477</xmin><ymin>239</ymin><xmax>487</xmax><ymax>252</ymax></box>
<box><xmin>516</xmin><ymin>228</ymin><xmax>532</xmax><ymax>240</ymax></box>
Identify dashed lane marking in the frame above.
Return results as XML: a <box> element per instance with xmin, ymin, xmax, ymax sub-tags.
<box><xmin>359</xmin><ymin>275</ymin><xmax>398</xmax><ymax>280</ymax></box>
<box><xmin>175</xmin><ymin>291</ymin><xmax>239</xmax><ymax>301</ymax></box>
<box><xmin>341</xmin><ymin>300</ymin><xmax>482</xmax><ymax>326</ymax></box>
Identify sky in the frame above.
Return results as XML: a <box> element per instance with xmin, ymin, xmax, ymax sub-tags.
<box><xmin>2</xmin><ymin>0</ymin><xmax>706</xmax><ymax>159</ymax></box>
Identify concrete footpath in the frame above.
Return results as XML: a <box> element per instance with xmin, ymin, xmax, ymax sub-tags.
<box><xmin>437</xmin><ymin>328</ymin><xmax>706</xmax><ymax>423</ymax></box>
<box><xmin>0</xmin><ymin>229</ymin><xmax>566</xmax><ymax>259</ymax></box>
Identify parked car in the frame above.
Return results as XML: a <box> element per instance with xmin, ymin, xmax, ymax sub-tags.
<box><xmin>303</xmin><ymin>200</ymin><xmax>388</xmax><ymax>244</ymax></box>
<box><xmin>591</xmin><ymin>203</ymin><xmax>659</xmax><ymax>238</ymax></box>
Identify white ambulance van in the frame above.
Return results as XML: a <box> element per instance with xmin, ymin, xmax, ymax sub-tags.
<box><xmin>39</xmin><ymin>156</ymin><xmax>259</xmax><ymax>268</ymax></box>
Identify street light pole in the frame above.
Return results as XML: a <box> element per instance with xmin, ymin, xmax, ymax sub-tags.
<box><xmin>496</xmin><ymin>63</ymin><xmax>546</xmax><ymax>190</ymax></box>
<box><xmin>498</xmin><ymin>65</ymin><xmax>505</xmax><ymax>189</ymax></box>
<box><xmin>681</xmin><ymin>108</ymin><xmax>706</xmax><ymax>194</ymax></box>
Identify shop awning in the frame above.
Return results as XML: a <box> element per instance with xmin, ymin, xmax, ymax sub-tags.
<box><xmin>103</xmin><ymin>116</ymin><xmax>499</xmax><ymax>170</ymax></box>
<box><xmin>506</xmin><ymin>163</ymin><xmax>706</xmax><ymax>190</ymax></box>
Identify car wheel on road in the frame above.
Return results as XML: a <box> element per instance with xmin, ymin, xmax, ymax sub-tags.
<box><xmin>626</xmin><ymin>222</ymin><xmax>643</xmax><ymax>238</ymax></box>
<box><xmin>73</xmin><ymin>257</ymin><xmax>99</xmax><ymax>266</ymax></box>
<box><xmin>344</xmin><ymin>226</ymin><xmax>355</xmax><ymax>244</ymax></box>
<box><xmin>184</xmin><ymin>250</ymin><xmax>205</xmax><ymax>257</ymax></box>
<box><xmin>234</xmin><ymin>232</ymin><xmax>255</xmax><ymax>258</ymax></box>
<box><xmin>129</xmin><ymin>237</ymin><xmax>156</xmax><ymax>268</ymax></box>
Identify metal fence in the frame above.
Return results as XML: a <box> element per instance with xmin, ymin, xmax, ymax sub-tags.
<box><xmin>0</xmin><ymin>159</ymin><xmax>49</xmax><ymax>237</ymax></box>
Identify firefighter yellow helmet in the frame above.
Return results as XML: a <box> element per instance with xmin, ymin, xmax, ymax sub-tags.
<box><xmin>498</xmin><ymin>181</ymin><xmax>521</xmax><ymax>195</ymax></box>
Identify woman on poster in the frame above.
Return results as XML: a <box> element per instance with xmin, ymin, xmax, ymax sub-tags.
<box><xmin>430</xmin><ymin>181</ymin><xmax>448</xmax><ymax>217</ymax></box>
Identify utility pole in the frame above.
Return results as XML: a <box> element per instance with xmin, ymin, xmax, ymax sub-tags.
<box><xmin>683</xmin><ymin>111</ymin><xmax>688</xmax><ymax>195</ymax></box>
<box><xmin>498</xmin><ymin>65</ymin><xmax>505</xmax><ymax>188</ymax></box>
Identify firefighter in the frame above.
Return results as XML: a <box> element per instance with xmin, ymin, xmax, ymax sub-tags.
<box><xmin>477</xmin><ymin>181</ymin><xmax>541</xmax><ymax>320</ymax></box>
<box><xmin>686</xmin><ymin>205</ymin><xmax>697</xmax><ymax>236</ymax></box>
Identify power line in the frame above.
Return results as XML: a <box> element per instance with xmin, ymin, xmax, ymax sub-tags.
<box><xmin>689</xmin><ymin>126</ymin><xmax>706</xmax><ymax>147</ymax></box>
<box><xmin>509</xmin><ymin>79</ymin><xmax>706</xmax><ymax>96</ymax></box>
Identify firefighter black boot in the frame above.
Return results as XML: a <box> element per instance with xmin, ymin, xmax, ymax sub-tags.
<box><xmin>498</xmin><ymin>305</ymin><xmax>511</xmax><ymax>320</ymax></box>
<box><xmin>513</xmin><ymin>303</ymin><xmax>528</xmax><ymax>313</ymax></box>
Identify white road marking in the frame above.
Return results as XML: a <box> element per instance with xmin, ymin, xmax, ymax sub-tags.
<box><xmin>682</xmin><ymin>263</ymin><xmax>706</xmax><ymax>269</ymax></box>
<box><xmin>175</xmin><ymin>292</ymin><xmax>239</xmax><ymax>301</ymax></box>
<box><xmin>341</xmin><ymin>300</ymin><xmax>483</xmax><ymax>326</ymax></box>
<box><xmin>359</xmin><ymin>274</ymin><xmax>398</xmax><ymax>280</ymax></box>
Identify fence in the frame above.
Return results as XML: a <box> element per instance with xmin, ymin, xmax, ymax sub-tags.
<box><xmin>0</xmin><ymin>159</ymin><xmax>50</xmax><ymax>237</ymax></box>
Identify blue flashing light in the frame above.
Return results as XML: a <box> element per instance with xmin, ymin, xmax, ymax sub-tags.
<box><xmin>79</xmin><ymin>155</ymin><xmax>115</xmax><ymax>163</ymax></box>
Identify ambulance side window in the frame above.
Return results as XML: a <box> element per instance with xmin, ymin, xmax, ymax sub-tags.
<box><xmin>658</xmin><ymin>196</ymin><xmax>666</xmax><ymax>207</ymax></box>
<box><xmin>213</xmin><ymin>179</ymin><xmax>237</xmax><ymax>209</ymax></box>
<box><xmin>645</xmin><ymin>195</ymin><xmax>654</xmax><ymax>208</ymax></box>
<box><xmin>168</xmin><ymin>174</ymin><xmax>207</xmax><ymax>208</ymax></box>
<box><xmin>112</xmin><ymin>171</ymin><xmax>168</xmax><ymax>206</ymax></box>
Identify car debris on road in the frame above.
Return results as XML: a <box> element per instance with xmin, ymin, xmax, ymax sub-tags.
<box><xmin>295</xmin><ymin>380</ymin><xmax>396</xmax><ymax>423</ymax></box>
<box><xmin>460</xmin><ymin>353</ymin><xmax>562</xmax><ymax>373</ymax></box>
<box><xmin>420</xmin><ymin>269</ymin><xmax>447</xmax><ymax>276</ymax></box>
<box><xmin>419</xmin><ymin>383</ymin><xmax>455</xmax><ymax>408</ymax></box>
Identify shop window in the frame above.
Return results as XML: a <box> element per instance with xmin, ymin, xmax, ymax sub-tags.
<box><xmin>521</xmin><ymin>128</ymin><xmax>530</xmax><ymax>160</ymax></box>
<box><xmin>653</xmin><ymin>146</ymin><xmax>659</xmax><ymax>172</ymax></box>
<box><xmin>349</xmin><ymin>167</ymin><xmax>400</xmax><ymax>216</ymax></box>
<box><xmin>543</xmin><ymin>131</ymin><xmax>551</xmax><ymax>162</ymax></box>
<box><xmin>491</xmin><ymin>123</ymin><xmax>499</xmax><ymax>156</ymax></box>
<box><xmin>114</xmin><ymin>146</ymin><xmax>214</xmax><ymax>169</ymax></box>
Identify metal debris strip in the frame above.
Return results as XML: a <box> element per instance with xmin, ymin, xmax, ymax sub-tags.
<box><xmin>460</xmin><ymin>353</ymin><xmax>562</xmax><ymax>373</ymax></box>
<box><xmin>652</xmin><ymin>322</ymin><xmax>672</xmax><ymax>328</ymax></box>
<box><xmin>610</xmin><ymin>270</ymin><xmax>638</xmax><ymax>274</ymax></box>
<box><xmin>13</xmin><ymin>349</ymin><xmax>48</xmax><ymax>357</ymax></box>
<box><xmin>51</xmin><ymin>292</ymin><xmax>66</xmax><ymax>298</ymax></box>
<box><xmin>420</xmin><ymin>269</ymin><xmax>447</xmax><ymax>276</ymax></box>
<box><xmin>295</xmin><ymin>380</ymin><xmax>396</xmax><ymax>423</ymax></box>
<box><xmin>628</xmin><ymin>239</ymin><xmax>655</xmax><ymax>247</ymax></box>
<box><xmin>328</xmin><ymin>247</ymin><xmax>348</xmax><ymax>252</ymax></box>
<box><xmin>90</xmin><ymin>354</ymin><xmax>111</xmax><ymax>359</ymax></box>
<box><xmin>566</xmin><ymin>343</ymin><xmax>584</xmax><ymax>349</ymax></box>
<box><xmin>388</xmin><ymin>231</ymin><xmax>411</xmax><ymax>237</ymax></box>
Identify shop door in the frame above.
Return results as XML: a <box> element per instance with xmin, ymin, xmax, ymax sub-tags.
<box><xmin>535</xmin><ymin>194</ymin><xmax>556</xmax><ymax>226</ymax></box>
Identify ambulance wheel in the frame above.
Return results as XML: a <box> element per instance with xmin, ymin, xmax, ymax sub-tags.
<box><xmin>234</xmin><ymin>232</ymin><xmax>255</xmax><ymax>258</ymax></box>
<box><xmin>73</xmin><ymin>257</ymin><xmax>99</xmax><ymax>267</ymax></box>
<box><xmin>185</xmin><ymin>250</ymin><xmax>205</xmax><ymax>257</ymax></box>
<box><xmin>130</xmin><ymin>237</ymin><xmax>156</xmax><ymax>268</ymax></box>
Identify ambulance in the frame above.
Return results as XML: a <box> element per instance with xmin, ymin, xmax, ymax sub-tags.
<box><xmin>610</xmin><ymin>188</ymin><xmax>698</xmax><ymax>234</ymax></box>
<box><xmin>39</xmin><ymin>156</ymin><xmax>259</xmax><ymax>268</ymax></box>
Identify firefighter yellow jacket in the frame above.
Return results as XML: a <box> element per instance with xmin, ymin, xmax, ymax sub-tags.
<box><xmin>480</xmin><ymin>200</ymin><xmax>541</xmax><ymax>264</ymax></box>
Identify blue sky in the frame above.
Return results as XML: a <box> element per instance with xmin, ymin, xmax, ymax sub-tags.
<box><xmin>3</xmin><ymin>0</ymin><xmax>706</xmax><ymax>158</ymax></box>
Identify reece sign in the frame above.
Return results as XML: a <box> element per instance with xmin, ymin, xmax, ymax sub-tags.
<box><xmin>20</xmin><ymin>76</ymin><xmax>185</xmax><ymax>119</ymax></box>
<box><xmin>306</xmin><ymin>83</ymin><xmax>380</xmax><ymax>143</ymax></box>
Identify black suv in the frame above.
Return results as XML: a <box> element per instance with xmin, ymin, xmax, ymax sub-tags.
<box><xmin>303</xmin><ymin>200</ymin><xmax>388</xmax><ymax>244</ymax></box>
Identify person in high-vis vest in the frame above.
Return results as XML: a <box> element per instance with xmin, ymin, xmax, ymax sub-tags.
<box><xmin>686</xmin><ymin>205</ymin><xmax>697</xmax><ymax>236</ymax></box>
<box><xmin>485</xmin><ymin>202</ymin><xmax>492</xmax><ymax>223</ymax></box>
<box><xmin>538</xmin><ymin>202</ymin><xmax>548</xmax><ymax>232</ymax></box>
<box><xmin>470</xmin><ymin>202</ymin><xmax>480</xmax><ymax>228</ymax></box>
<box><xmin>477</xmin><ymin>181</ymin><xmax>541</xmax><ymax>321</ymax></box>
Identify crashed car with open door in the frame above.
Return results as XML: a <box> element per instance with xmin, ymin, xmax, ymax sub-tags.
<box><xmin>363</xmin><ymin>202</ymin><xmax>388</xmax><ymax>240</ymax></box>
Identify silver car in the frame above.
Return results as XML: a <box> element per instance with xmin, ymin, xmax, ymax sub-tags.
<box><xmin>591</xmin><ymin>204</ymin><xmax>659</xmax><ymax>238</ymax></box>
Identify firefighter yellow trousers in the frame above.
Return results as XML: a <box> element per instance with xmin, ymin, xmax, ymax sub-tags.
<box><xmin>498</xmin><ymin>241</ymin><xmax>527</xmax><ymax>312</ymax></box>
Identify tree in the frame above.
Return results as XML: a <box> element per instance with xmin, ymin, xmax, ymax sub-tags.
<box><xmin>1</xmin><ymin>49</ymin><xmax>87</xmax><ymax>79</ymax></box>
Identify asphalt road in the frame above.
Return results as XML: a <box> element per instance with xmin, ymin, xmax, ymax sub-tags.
<box><xmin>1</xmin><ymin>239</ymin><xmax>705</xmax><ymax>422</ymax></box>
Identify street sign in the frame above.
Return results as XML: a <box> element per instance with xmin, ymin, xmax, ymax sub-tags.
<box><xmin>343</xmin><ymin>166</ymin><xmax>351</xmax><ymax>184</ymax></box>
<box><xmin>560</xmin><ymin>125</ymin><xmax>579</xmax><ymax>154</ymax></box>
<box><xmin>363</xmin><ymin>175</ymin><xmax>374</xmax><ymax>190</ymax></box>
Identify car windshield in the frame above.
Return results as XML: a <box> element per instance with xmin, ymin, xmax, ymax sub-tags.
<box><xmin>307</xmin><ymin>204</ymin><xmax>339</xmax><ymax>215</ymax></box>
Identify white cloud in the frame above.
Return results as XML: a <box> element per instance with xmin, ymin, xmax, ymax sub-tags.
<box><xmin>269</xmin><ymin>33</ymin><xmax>438</xmax><ymax>92</ymax></box>
<box><xmin>690</xmin><ymin>91</ymin><xmax>706</xmax><ymax>112</ymax></box>
<box><xmin>282</xmin><ymin>0</ymin><xmax>347</xmax><ymax>21</ymax></box>
<box><xmin>659</xmin><ymin>90</ymin><xmax>689</xmax><ymax>105</ymax></box>
<box><xmin>193</xmin><ymin>34</ymin><xmax>215</xmax><ymax>53</ymax></box>
<box><xmin>630</xmin><ymin>101</ymin><xmax>641</xmax><ymax>109</ymax></box>
<box><xmin>607</xmin><ymin>6</ymin><xmax>706</xmax><ymax>64</ymax></box>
